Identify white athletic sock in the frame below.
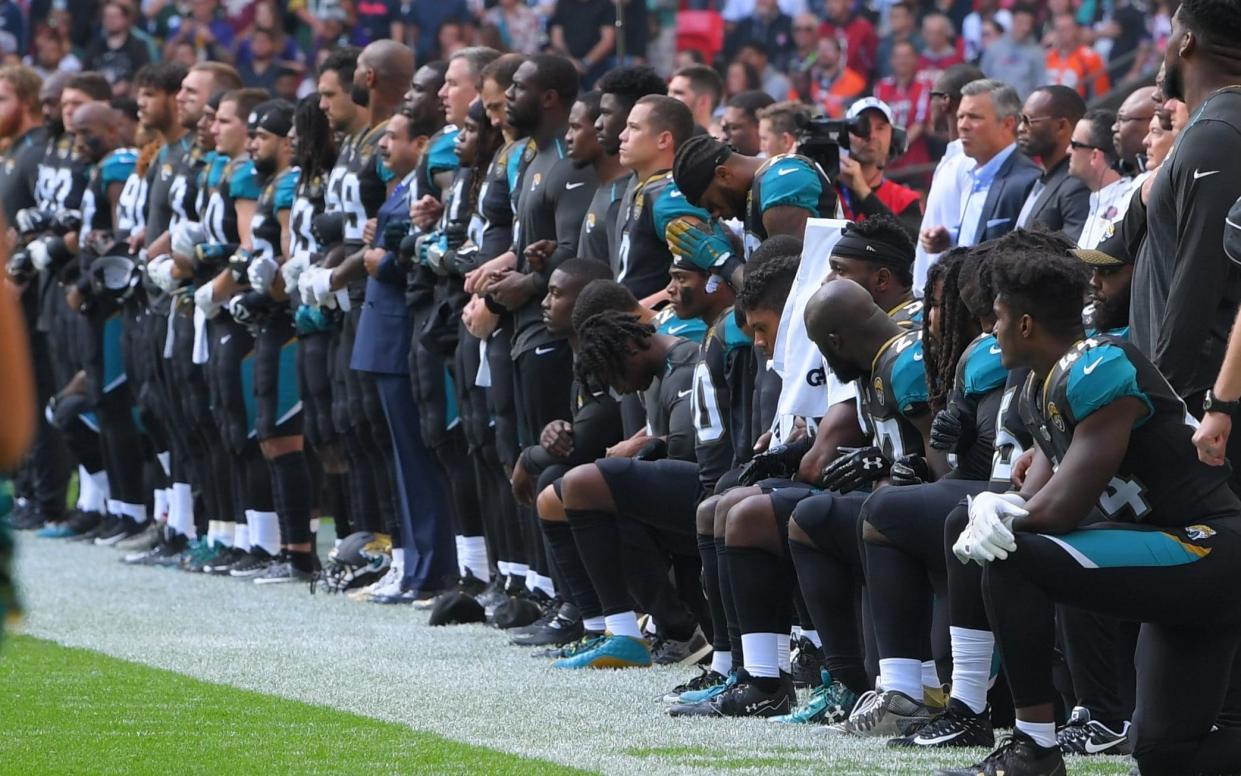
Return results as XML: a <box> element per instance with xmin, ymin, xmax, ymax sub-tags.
<box><xmin>922</xmin><ymin>659</ymin><xmax>941</xmax><ymax>691</ymax></box>
<box><xmin>174</xmin><ymin>483</ymin><xmax>196</xmax><ymax>539</ymax></box>
<box><xmin>234</xmin><ymin>521</ymin><xmax>250</xmax><ymax>552</ymax></box>
<box><xmin>106</xmin><ymin>498</ymin><xmax>124</xmax><ymax>517</ymax></box>
<box><xmin>1015</xmin><ymin>719</ymin><xmax>1058</xmax><ymax>749</ymax></box>
<box><xmin>777</xmin><ymin>632</ymin><xmax>791</xmax><ymax>673</ymax></box>
<box><xmin>155</xmin><ymin>489</ymin><xmax>171</xmax><ymax>527</ymax></box>
<box><xmin>156</xmin><ymin>450</ymin><xmax>172</xmax><ymax>478</ymax></box>
<box><xmin>582</xmin><ymin>616</ymin><xmax>606</xmax><ymax>633</ymax></box>
<box><xmin>791</xmin><ymin>625</ymin><xmax>803</xmax><ymax>640</ymax></box>
<box><xmin>534</xmin><ymin>574</ymin><xmax>556</xmax><ymax>598</ymax></box>
<box><xmin>497</xmin><ymin>560</ymin><xmax>511</xmax><ymax>577</ymax></box>
<box><xmin>309</xmin><ymin>517</ymin><xmax>320</xmax><ymax>535</ymax></box>
<box><xmin>510</xmin><ymin>562</ymin><xmax>529</xmax><ymax>583</ymax></box>
<box><xmin>122</xmin><ymin>502</ymin><xmax>148</xmax><ymax>524</ymax></box>
<box><xmin>950</xmin><ymin>626</ymin><xmax>995</xmax><ymax>714</ymax></box>
<box><xmin>460</xmin><ymin>536</ymin><xmax>489</xmax><ymax>580</ymax></box>
<box><xmin>76</xmin><ymin>465</ymin><xmax>92</xmax><ymax>511</ymax></box>
<box><xmin>392</xmin><ymin>547</ymin><xmax>406</xmax><ymax>575</ymax></box>
<box><xmin>455</xmin><ymin>535</ymin><xmax>466</xmax><ymax>577</ymax></box>
<box><xmin>879</xmin><ymin>658</ymin><xmax>923</xmax><ymax>700</ymax></box>
<box><xmin>249</xmin><ymin>511</ymin><xmax>280</xmax><ymax>555</ymax></box>
<box><xmin>711</xmin><ymin>650</ymin><xmax>732</xmax><ymax>676</ymax></box>
<box><xmin>803</xmin><ymin>629</ymin><xmax>822</xmax><ymax>649</ymax></box>
<box><xmin>741</xmin><ymin>633</ymin><xmax>782</xmax><ymax>679</ymax></box>
<box><xmin>90</xmin><ymin>470</ymin><xmax>111</xmax><ymax>510</ymax></box>
<box><xmin>604</xmin><ymin>612</ymin><xmax>641</xmax><ymax>639</ymax></box>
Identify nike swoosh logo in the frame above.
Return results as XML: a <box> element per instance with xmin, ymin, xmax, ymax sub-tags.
<box><xmin>1084</xmin><ymin>737</ymin><xmax>1126</xmax><ymax>754</ymax></box>
<box><xmin>1194</xmin><ymin>169</ymin><xmax>1221</xmax><ymax>180</ymax></box>
<box><xmin>668</xmin><ymin>324</ymin><xmax>690</xmax><ymax>334</ymax></box>
<box><xmin>535</xmin><ymin>346</ymin><xmax>556</xmax><ymax>355</ymax></box>
<box><xmin>221</xmin><ymin>335</ymin><xmax>231</xmax><ymax>344</ymax></box>
<box><xmin>565</xmin><ymin>182</ymin><xmax>585</xmax><ymax>190</ymax></box>
<box><xmin>913</xmin><ymin>352</ymin><xmax>923</xmax><ymax>361</ymax></box>
<box><xmin>914</xmin><ymin>730</ymin><xmax>965</xmax><ymax>746</ymax></box>
<box><xmin>989</xmin><ymin>345</ymin><xmax>1002</xmax><ymax>355</ymax></box>
<box><xmin>677</xmin><ymin>389</ymin><xmax>692</xmax><ymax>398</ymax></box>
<box><xmin>1083</xmin><ymin>356</ymin><xmax>1104</xmax><ymax>374</ymax></box>
<box><xmin>777</xmin><ymin>167</ymin><xmax>798</xmax><ymax>176</ymax></box>
<box><xmin>670</xmin><ymin>190</ymin><xmax>683</xmax><ymax>198</ymax></box>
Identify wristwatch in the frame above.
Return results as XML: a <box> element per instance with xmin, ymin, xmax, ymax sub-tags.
<box><xmin>1203</xmin><ymin>389</ymin><xmax>1240</xmax><ymax>416</ymax></box>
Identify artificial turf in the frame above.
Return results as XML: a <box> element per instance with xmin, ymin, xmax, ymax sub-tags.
<box><xmin>0</xmin><ymin>634</ymin><xmax>592</xmax><ymax>776</ymax></box>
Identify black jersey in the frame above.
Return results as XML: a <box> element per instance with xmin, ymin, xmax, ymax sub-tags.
<box><xmin>510</xmin><ymin>133</ymin><xmax>597</xmax><ymax>358</ymax></box>
<box><xmin>35</xmin><ymin>133</ymin><xmax>89</xmax><ymax>213</ymax></box>
<box><xmin>0</xmin><ymin>126</ymin><xmax>46</xmax><ymax>224</ymax></box>
<box><xmin>252</xmin><ymin>167</ymin><xmax>298</xmax><ymax>263</ymax></box>
<box><xmin>167</xmin><ymin>141</ymin><xmax>211</xmax><ymax>230</ymax></box>
<box><xmin>692</xmin><ymin>307</ymin><xmax>756</xmax><ymax>491</ymax></box>
<box><xmin>989</xmin><ymin>367</ymin><xmax>1033</xmax><ymax>493</ymax></box>
<box><xmin>144</xmin><ymin>135</ymin><xmax>193</xmax><ymax>245</ymax></box>
<box><xmin>338</xmin><ymin>121</ymin><xmax>392</xmax><ymax>248</ymax></box>
<box><xmin>858</xmin><ymin>328</ymin><xmax>929</xmax><ymax>460</ymax></box>
<box><xmin>202</xmin><ymin>156</ymin><xmax>261</xmax><ymax>245</ymax></box>
<box><xmin>888</xmin><ymin>297</ymin><xmax>925</xmax><ymax>330</ymax></box>
<box><xmin>743</xmin><ymin>153</ymin><xmax>837</xmax><ymax>258</ymax></box>
<box><xmin>579</xmin><ymin>175</ymin><xmax>624</xmax><ymax>265</ymax></box>
<box><xmin>81</xmin><ymin>147</ymin><xmax>138</xmax><ymax>233</ymax></box>
<box><xmin>947</xmin><ymin>332</ymin><xmax>1007</xmax><ymax>481</ymax></box>
<box><xmin>474</xmin><ymin>139</ymin><xmax>527</xmax><ymax>261</ymax></box>
<box><xmin>640</xmin><ymin>337</ymin><xmax>699</xmax><ymax>463</ymax></box>
<box><xmin>290</xmin><ymin>168</ymin><xmax>326</xmax><ymax>263</ymax></box>
<box><xmin>115</xmin><ymin>165</ymin><xmax>148</xmax><ymax>237</ymax></box>
<box><xmin>522</xmin><ymin>377</ymin><xmax>624</xmax><ymax>477</ymax></box>
<box><xmin>1017</xmin><ymin>334</ymin><xmax>1239</xmax><ymax>527</ymax></box>
<box><xmin>614</xmin><ymin>171</ymin><xmax>708</xmax><ymax>299</ymax></box>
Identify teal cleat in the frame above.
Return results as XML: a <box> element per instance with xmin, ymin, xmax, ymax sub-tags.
<box><xmin>553</xmin><ymin>633</ymin><xmax>652</xmax><ymax>669</ymax></box>
<box><xmin>771</xmin><ymin>669</ymin><xmax>858</xmax><ymax>725</ymax></box>
<box><xmin>675</xmin><ymin>669</ymin><xmax>736</xmax><ymax>705</ymax></box>
<box><xmin>36</xmin><ymin>522</ymin><xmax>79</xmax><ymax>539</ymax></box>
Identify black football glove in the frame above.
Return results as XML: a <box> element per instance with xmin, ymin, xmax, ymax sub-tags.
<box><xmin>889</xmin><ymin>454</ymin><xmax>931</xmax><ymax>487</ymax></box>
<box><xmin>634</xmin><ymin>438</ymin><xmax>668</xmax><ymax>461</ymax></box>
<box><xmin>228</xmin><ymin>248</ymin><xmax>254</xmax><ymax>283</ymax></box>
<box><xmin>737</xmin><ymin>437</ymin><xmax>814</xmax><ymax>486</ymax></box>
<box><xmin>14</xmin><ymin>207</ymin><xmax>52</xmax><ymax>236</ymax></box>
<box><xmin>311</xmin><ymin>212</ymin><xmax>345</xmax><ymax>247</ymax></box>
<box><xmin>397</xmin><ymin>233</ymin><xmax>420</xmax><ymax>267</ymax></box>
<box><xmin>820</xmin><ymin>445</ymin><xmax>891</xmax><ymax>494</ymax></box>
<box><xmin>51</xmin><ymin>209</ymin><xmax>83</xmax><ymax>235</ymax></box>
<box><xmin>381</xmin><ymin>218</ymin><xmax>411</xmax><ymax>251</ymax></box>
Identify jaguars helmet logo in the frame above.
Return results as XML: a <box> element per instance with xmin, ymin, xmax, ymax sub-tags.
<box><xmin>586</xmin><ymin>212</ymin><xmax>596</xmax><ymax>232</ymax></box>
<box><xmin>1186</xmin><ymin>524</ymin><xmax>1216</xmax><ymax>541</ymax></box>
<box><xmin>531</xmin><ymin>172</ymin><xmax>542</xmax><ymax>191</ymax></box>
<box><xmin>160</xmin><ymin>162</ymin><xmax>173</xmax><ymax>181</ymax></box>
<box><xmin>872</xmin><ymin>376</ymin><xmax>885</xmax><ymax>406</ymax></box>
<box><xmin>1047</xmin><ymin>401</ymin><xmax>1066</xmax><ymax>432</ymax></box>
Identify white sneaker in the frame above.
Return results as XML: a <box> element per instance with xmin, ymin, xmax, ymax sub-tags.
<box><xmin>347</xmin><ymin>565</ymin><xmax>401</xmax><ymax>601</ymax></box>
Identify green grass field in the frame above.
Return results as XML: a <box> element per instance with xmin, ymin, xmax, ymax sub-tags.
<box><xmin>0</xmin><ymin>635</ymin><xmax>590</xmax><ymax>776</ymax></box>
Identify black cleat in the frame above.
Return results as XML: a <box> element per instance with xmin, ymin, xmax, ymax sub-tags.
<box><xmin>936</xmin><ymin>729</ymin><xmax>1066</xmax><ymax>776</ymax></box>
<box><xmin>790</xmin><ymin>636</ymin><xmax>825</xmax><ymax>688</ymax></box>
<box><xmin>204</xmin><ymin>546</ymin><xmax>246</xmax><ymax>575</ymax></box>
<box><xmin>229</xmin><ymin>547</ymin><xmax>277</xmax><ymax>578</ymax></box>
<box><xmin>660</xmin><ymin>667</ymin><xmax>727</xmax><ymax>704</ymax></box>
<box><xmin>95</xmin><ymin>516</ymin><xmax>142</xmax><ymax>546</ymax></box>
<box><xmin>667</xmin><ymin>668</ymin><xmax>795</xmax><ymax>718</ymax></box>
<box><xmin>1056</xmin><ymin>706</ymin><xmax>1132</xmax><ymax>756</ymax></box>
<box><xmin>510</xmin><ymin>602</ymin><xmax>583</xmax><ymax>647</ymax></box>
<box><xmin>889</xmin><ymin>698</ymin><xmax>994</xmax><ymax>749</ymax></box>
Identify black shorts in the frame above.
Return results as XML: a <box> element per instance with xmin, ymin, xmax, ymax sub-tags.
<box><xmin>596</xmin><ymin>456</ymin><xmax>702</xmax><ymax>546</ymax></box>
<box><xmin>862</xmin><ymin>479</ymin><xmax>987</xmax><ymax>568</ymax></box>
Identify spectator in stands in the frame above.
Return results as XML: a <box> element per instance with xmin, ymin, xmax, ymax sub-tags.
<box><xmin>918</xmin><ymin>12</ymin><xmax>964</xmax><ymax>83</ymax></box>
<box><xmin>235</xmin><ymin>1</ymin><xmax>307</xmax><ymax>72</ymax></box>
<box><xmin>722</xmin><ymin>89</ymin><xmax>773</xmax><ymax>156</ymax></box>
<box><xmin>408</xmin><ymin>0</ymin><xmax>472</xmax><ymax>64</ymax></box>
<box><xmin>237</xmin><ymin>28</ymin><xmax>294</xmax><ymax>94</ymax></box>
<box><xmin>723</xmin><ymin>0</ymin><xmax>792</xmax><ymax>69</ymax></box>
<box><xmin>875</xmin><ymin>40</ymin><xmax>933</xmax><ymax>178</ymax></box>
<box><xmin>669</xmin><ymin>64</ymin><xmax>724</xmax><ymax>129</ymax></box>
<box><xmin>1070</xmin><ymin>109</ymin><xmax>1129</xmax><ymax>250</ymax></box>
<box><xmin>1015</xmin><ymin>84</ymin><xmax>1090</xmax><ymax>242</ymax></box>
<box><xmin>835</xmin><ymin>97</ymin><xmax>922</xmax><ymax>234</ymax></box>
<box><xmin>355</xmin><ymin>0</ymin><xmax>405</xmax><ymax>44</ymax></box>
<box><xmin>820</xmin><ymin>0</ymin><xmax>877</xmax><ymax>82</ymax></box>
<box><xmin>84</xmin><ymin>1</ymin><xmax>151</xmax><ymax>96</ymax></box>
<box><xmin>0</xmin><ymin>0</ymin><xmax>22</xmax><ymax>55</ymax></box>
<box><xmin>1046</xmin><ymin>13</ymin><xmax>1111</xmax><ymax>100</ymax></box>
<box><xmin>736</xmin><ymin>42</ymin><xmax>790</xmax><ymax>102</ymax></box>
<box><xmin>614</xmin><ymin>0</ymin><xmax>650</xmax><ymax>66</ymax></box>
<box><xmin>799</xmin><ymin>34</ymin><xmax>865</xmax><ymax>118</ymax></box>
<box><xmin>164</xmin><ymin>0</ymin><xmax>236</xmax><ymax>63</ymax></box>
<box><xmin>724</xmin><ymin>60</ymin><xmax>761</xmax><ymax>102</ymax></box>
<box><xmin>485</xmin><ymin>0</ymin><xmax>544</xmax><ymax>55</ymax></box>
<box><xmin>961</xmin><ymin>0</ymin><xmax>1011</xmax><ymax>63</ymax></box>
<box><xmin>1100</xmin><ymin>0</ymin><xmax>1153</xmax><ymax>86</ymax></box>
<box><xmin>756</xmin><ymin>100</ymin><xmax>806</xmax><ymax>157</ymax></box>
<box><xmin>789</xmin><ymin>14</ymin><xmax>820</xmax><ymax>75</ymax></box>
<box><xmin>27</xmin><ymin>25</ymin><xmax>83</xmax><ymax>80</ymax></box>
<box><xmin>979</xmin><ymin>3</ymin><xmax>1045</xmax><ymax>99</ymax></box>
<box><xmin>875</xmin><ymin>2</ymin><xmax>924</xmax><ymax>80</ymax></box>
<box><xmin>550</xmin><ymin>0</ymin><xmax>616</xmax><ymax>86</ymax></box>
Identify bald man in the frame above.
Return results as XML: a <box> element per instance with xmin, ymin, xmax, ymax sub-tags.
<box><xmin>1112</xmin><ymin>85</ymin><xmax>1156</xmax><ymax>176</ymax></box>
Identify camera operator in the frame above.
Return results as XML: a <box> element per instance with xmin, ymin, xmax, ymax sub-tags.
<box><xmin>835</xmin><ymin>98</ymin><xmax>922</xmax><ymax>238</ymax></box>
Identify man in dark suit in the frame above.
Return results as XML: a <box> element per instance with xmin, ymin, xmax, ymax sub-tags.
<box><xmin>1015</xmin><ymin>85</ymin><xmax>1091</xmax><ymax>242</ymax></box>
<box><xmin>921</xmin><ymin>78</ymin><xmax>1042</xmax><ymax>251</ymax></box>
<box><xmin>351</xmin><ymin>102</ymin><xmax>457</xmax><ymax>603</ymax></box>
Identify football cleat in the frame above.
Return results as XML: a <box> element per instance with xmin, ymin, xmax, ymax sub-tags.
<box><xmin>94</xmin><ymin>516</ymin><xmax>142</xmax><ymax>546</ymax></box>
<box><xmin>935</xmin><ymin>730</ymin><xmax>1067</xmax><ymax>776</ymax></box>
<box><xmin>65</xmin><ymin>512</ymin><xmax>107</xmax><ymax>542</ymax></box>
<box><xmin>510</xmin><ymin>602</ymin><xmax>583</xmax><ymax>647</ymax></box>
<box><xmin>531</xmin><ymin>631</ymin><xmax>605</xmax><ymax>660</ymax></box>
<box><xmin>661</xmin><ymin>668</ymin><xmax>727</xmax><ymax>704</ymax></box>
<box><xmin>790</xmin><ymin>636</ymin><xmax>825</xmax><ymax>688</ymax></box>
<box><xmin>113</xmin><ymin>521</ymin><xmax>161</xmax><ymax>552</ymax></box>
<box><xmin>552</xmin><ymin>633</ymin><xmax>652</xmax><ymax>669</ymax></box>
<box><xmin>36</xmin><ymin>521</ymin><xmax>80</xmax><ymax>539</ymax></box>
<box><xmin>349</xmin><ymin>565</ymin><xmax>402</xmax><ymax>602</ymax></box>
<box><xmin>650</xmin><ymin>627</ymin><xmax>713</xmax><ymax>666</ymax></box>
<box><xmin>667</xmin><ymin>669</ymin><xmax>794</xmax><ymax>718</ymax></box>
<box><xmin>183</xmin><ymin>540</ymin><xmax>227</xmax><ymax>573</ymax></box>
<box><xmin>203</xmin><ymin>546</ymin><xmax>247</xmax><ymax>575</ymax></box>
<box><xmin>1056</xmin><ymin>706</ymin><xmax>1132</xmax><ymax>756</ymax></box>
<box><xmin>889</xmin><ymin>698</ymin><xmax>994</xmax><ymax>749</ymax></box>
<box><xmin>674</xmin><ymin>669</ymin><xmax>737</xmax><ymax>706</ymax></box>
<box><xmin>228</xmin><ymin>547</ymin><xmax>277</xmax><ymax>577</ymax></box>
<box><xmin>124</xmin><ymin>535</ymin><xmax>187</xmax><ymax>566</ymax></box>
<box><xmin>771</xmin><ymin>669</ymin><xmax>858</xmax><ymax>725</ymax></box>
<box><xmin>842</xmin><ymin>689</ymin><xmax>935</xmax><ymax>738</ymax></box>
<box><xmin>254</xmin><ymin>559</ymin><xmax>314</xmax><ymax>585</ymax></box>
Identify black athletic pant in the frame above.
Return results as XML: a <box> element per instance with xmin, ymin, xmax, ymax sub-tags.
<box><xmin>254</xmin><ymin>314</ymin><xmax>311</xmax><ymax>546</ymax></box>
<box><xmin>457</xmin><ymin>322</ymin><xmax>503</xmax><ymax>573</ymax></box>
<box><xmin>982</xmin><ymin>517</ymin><xmax>1241</xmax><ymax>775</ymax></box>
<box><xmin>541</xmin><ymin>465</ymin><xmax>602</xmax><ymax>620</ymax></box>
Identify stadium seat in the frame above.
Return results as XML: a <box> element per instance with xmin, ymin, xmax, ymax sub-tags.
<box><xmin>676</xmin><ymin>11</ymin><xmax>725</xmax><ymax>64</ymax></box>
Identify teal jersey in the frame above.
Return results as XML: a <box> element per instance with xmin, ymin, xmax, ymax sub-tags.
<box><xmin>82</xmin><ymin>147</ymin><xmax>137</xmax><ymax>231</ymax></box>
<box><xmin>424</xmin><ymin>126</ymin><xmax>459</xmax><ymax>195</ymax></box>
<box><xmin>615</xmin><ymin>172</ymin><xmax>709</xmax><ymax>299</ymax></box>
<box><xmin>960</xmin><ymin>333</ymin><xmax>1007</xmax><ymax>397</ymax></box>
<box><xmin>203</xmin><ymin>156</ymin><xmax>259</xmax><ymax>244</ymax></box>
<box><xmin>1018</xmin><ymin>334</ymin><xmax>1238</xmax><ymax>527</ymax></box>
<box><xmin>743</xmin><ymin>153</ymin><xmax>836</xmax><ymax>257</ymax></box>
<box><xmin>654</xmin><ymin>305</ymin><xmax>708</xmax><ymax>344</ymax></box>
<box><xmin>859</xmin><ymin>328</ymin><xmax>929</xmax><ymax>459</ymax></box>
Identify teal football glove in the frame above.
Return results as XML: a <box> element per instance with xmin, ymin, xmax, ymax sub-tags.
<box><xmin>666</xmin><ymin>218</ymin><xmax>733</xmax><ymax>271</ymax></box>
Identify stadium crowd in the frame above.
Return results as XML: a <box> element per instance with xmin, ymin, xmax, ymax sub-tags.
<box><xmin>5</xmin><ymin>0</ymin><xmax>1241</xmax><ymax>774</ymax></box>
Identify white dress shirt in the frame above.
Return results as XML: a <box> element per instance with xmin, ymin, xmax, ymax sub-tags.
<box><xmin>1077</xmin><ymin>175</ymin><xmax>1138</xmax><ymax>250</ymax></box>
<box><xmin>913</xmin><ymin>139</ymin><xmax>972</xmax><ymax>292</ymax></box>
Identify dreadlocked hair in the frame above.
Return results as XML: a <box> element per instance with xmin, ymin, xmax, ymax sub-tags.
<box><xmin>959</xmin><ymin>242</ymin><xmax>997</xmax><ymax>320</ymax></box>
<box><xmin>573</xmin><ymin>311</ymin><xmax>654</xmax><ymax>391</ymax></box>
<box><xmin>924</xmin><ymin>248</ymin><xmax>981</xmax><ymax>411</ymax></box>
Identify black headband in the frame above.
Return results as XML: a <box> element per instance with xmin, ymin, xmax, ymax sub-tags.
<box><xmin>832</xmin><ymin>227</ymin><xmax>913</xmax><ymax>270</ymax></box>
<box><xmin>672</xmin><ymin>134</ymin><xmax>732</xmax><ymax>206</ymax></box>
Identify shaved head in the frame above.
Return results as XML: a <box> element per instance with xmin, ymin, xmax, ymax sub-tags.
<box><xmin>804</xmin><ymin>278</ymin><xmax>902</xmax><ymax>382</ymax></box>
<box><xmin>71</xmin><ymin>101</ymin><xmax>122</xmax><ymax>163</ymax></box>
<box><xmin>360</xmin><ymin>40</ymin><xmax>416</xmax><ymax>102</ymax></box>
<box><xmin>71</xmin><ymin>100</ymin><xmax>117</xmax><ymax>133</ymax></box>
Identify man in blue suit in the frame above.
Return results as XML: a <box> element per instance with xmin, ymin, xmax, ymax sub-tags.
<box><xmin>351</xmin><ymin>99</ymin><xmax>457</xmax><ymax>603</ymax></box>
<box><xmin>921</xmin><ymin>79</ymin><xmax>1041</xmax><ymax>252</ymax></box>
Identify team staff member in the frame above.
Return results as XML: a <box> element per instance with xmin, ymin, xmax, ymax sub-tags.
<box><xmin>835</xmin><ymin>98</ymin><xmax>923</xmax><ymax>236</ymax></box>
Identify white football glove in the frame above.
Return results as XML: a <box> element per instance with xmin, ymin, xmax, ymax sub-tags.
<box><xmin>965</xmin><ymin>492</ymin><xmax>1028</xmax><ymax>563</ymax></box>
<box><xmin>27</xmin><ymin>237</ymin><xmax>50</xmax><ymax>270</ymax></box>
<box><xmin>148</xmin><ymin>254</ymin><xmax>177</xmax><ymax>292</ymax></box>
<box><xmin>171</xmin><ymin>221</ymin><xmax>206</xmax><ymax>259</ymax></box>
<box><xmin>951</xmin><ymin>520</ymin><xmax>977</xmax><ymax>565</ymax></box>
<box><xmin>307</xmin><ymin>266</ymin><xmax>336</xmax><ymax>308</ymax></box>
<box><xmin>247</xmin><ymin>255</ymin><xmax>279</xmax><ymax>293</ymax></box>
<box><xmin>281</xmin><ymin>254</ymin><xmax>308</xmax><ymax>293</ymax></box>
<box><xmin>193</xmin><ymin>283</ymin><xmax>222</xmax><ymax>318</ymax></box>
<box><xmin>297</xmin><ymin>265</ymin><xmax>318</xmax><ymax>307</ymax></box>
